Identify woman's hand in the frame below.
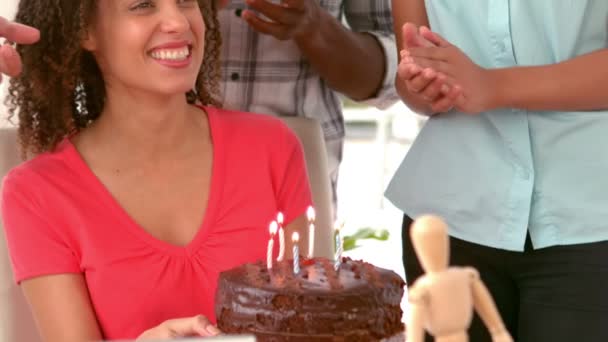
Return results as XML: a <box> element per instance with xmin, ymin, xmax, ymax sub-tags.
<box><xmin>136</xmin><ymin>315</ymin><xmax>221</xmax><ymax>340</ymax></box>
<box><xmin>398</xmin><ymin>55</ymin><xmax>462</xmax><ymax>114</ymax></box>
<box><xmin>396</xmin><ymin>23</ymin><xmax>463</xmax><ymax>115</ymax></box>
<box><xmin>406</xmin><ymin>28</ymin><xmax>497</xmax><ymax>114</ymax></box>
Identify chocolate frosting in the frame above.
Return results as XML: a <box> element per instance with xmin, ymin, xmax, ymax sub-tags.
<box><xmin>215</xmin><ymin>257</ymin><xmax>406</xmax><ymax>341</ymax></box>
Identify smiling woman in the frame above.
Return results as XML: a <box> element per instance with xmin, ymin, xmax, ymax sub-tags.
<box><xmin>1</xmin><ymin>0</ymin><xmax>313</xmax><ymax>341</ymax></box>
<box><xmin>7</xmin><ymin>0</ymin><xmax>221</xmax><ymax>157</ymax></box>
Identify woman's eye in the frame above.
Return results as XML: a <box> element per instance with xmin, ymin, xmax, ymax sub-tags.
<box><xmin>177</xmin><ymin>0</ymin><xmax>198</xmax><ymax>6</ymax></box>
<box><xmin>130</xmin><ymin>1</ymin><xmax>154</xmax><ymax>11</ymax></box>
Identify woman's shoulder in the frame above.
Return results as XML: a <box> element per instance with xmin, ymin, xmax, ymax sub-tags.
<box><xmin>207</xmin><ymin>107</ymin><xmax>291</xmax><ymax>131</ymax></box>
<box><xmin>205</xmin><ymin>106</ymin><xmax>296</xmax><ymax>143</ymax></box>
<box><xmin>2</xmin><ymin>139</ymin><xmax>75</xmax><ymax>194</ymax></box>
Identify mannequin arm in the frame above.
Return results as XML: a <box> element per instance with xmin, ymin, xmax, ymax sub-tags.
<box><xmin>406</xmin><ymin>283</ymin><xmax>428</xmax><ymax>342</ymax></box>
<box><xmin>468</xmin><ymin>268</ymin><xmax>513</xmax><ymax>342</ymax></box>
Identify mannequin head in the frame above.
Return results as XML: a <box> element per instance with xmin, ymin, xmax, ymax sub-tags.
<box><xmin>410</xmin><ymin>215</ymin><xmax>449</xmax><ymax>273</ymax></box>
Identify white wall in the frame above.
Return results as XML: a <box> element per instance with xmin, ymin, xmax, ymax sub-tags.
<box><xmin>1</xmin><ymin>0</ymin><xmax>19</xmax><ymax>128</ymax></box>
<box><xmin>0</xmin><ymin>1</ymin><xmax>18</xmax><ymax>22</ymax></box>
<box><xmin>0</xmin><ymin>1</ymin><xmax>17</xmax><ymax>18</ymax></box>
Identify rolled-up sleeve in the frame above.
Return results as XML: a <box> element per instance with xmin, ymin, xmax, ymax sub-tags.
<box><xmin>343</xmin><ymin>0</ymin><xmax>399</xmax><ymax>109</ymax></box>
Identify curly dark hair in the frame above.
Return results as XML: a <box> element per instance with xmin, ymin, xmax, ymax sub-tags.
<box><xmin>6</xmin><ymin>0</ymin><xmax>222</xmax><ymax>158</ymax></box>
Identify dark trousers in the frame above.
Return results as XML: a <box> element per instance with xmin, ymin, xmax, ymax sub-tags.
<box><xmin>402</xmin><ymin>214</ymin><xmax>608</xmax><ymax>342</ymax></box>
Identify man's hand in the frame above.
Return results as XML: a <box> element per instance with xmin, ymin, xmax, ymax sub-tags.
<box><xmin>216</xmin><ymin>0</ymin><xmax>229</xmax><ymax>9</ymax></box>
<box><xmin>241</xmin><ymin>0</ymin><xmax>321</xmax><ymax>41</ymax></box>
<box><xmin>407</xmin><ymin>29</ymin><xmax>496</xmax><ymax>114</ymax></box>
<box><xmin>0</xmin><ymin>16</ymin><xmax>40</xmax><ymax>82</ymax></box>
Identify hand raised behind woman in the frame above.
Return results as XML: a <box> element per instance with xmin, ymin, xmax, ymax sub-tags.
<box><xmin>0</xmin><ymin>16</ymin><xmax>39</xmax><ymax>82</ymax></box>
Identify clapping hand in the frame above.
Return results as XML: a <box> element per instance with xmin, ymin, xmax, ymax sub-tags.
<box><xmin>405</xmin><ymin>27</ymin><xmax>497</xmax><ymax>114</ymax></box>
<box><xmin>0</xmin><ymin>16</ymin><xmax>39</xmax><ymax>83</ymax></box>
<box><xmin>241</xmin><ymin>0</ymin><xmax>321</xmax><ymax>41</ymax></box>
<box><xmin>397</xmin><ymin>23</ymin><xmax>463</xmax><ymax>114</ymax></box>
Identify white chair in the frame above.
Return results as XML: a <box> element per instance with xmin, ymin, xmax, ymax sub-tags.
<box><xmin>280</xmin><ymin>117</ymin><xmax>334</xmax><ymax>259</ymax></box>
<box><xmin>0</xmin><ymin>127</ymin><xmax>42</xmax><ymax>342</ymax></box>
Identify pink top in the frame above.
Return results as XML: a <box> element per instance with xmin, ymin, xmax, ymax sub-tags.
<box><xmin>1</xmin><ymin>107</ymin><xmax>312</xmax><ymax>339</ymax></box>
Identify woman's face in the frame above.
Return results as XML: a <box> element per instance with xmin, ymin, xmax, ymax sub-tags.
<box><xmin>83</xmin><ymin>0</ymin><xmax>206</xmax><ymax>98</ymax></box>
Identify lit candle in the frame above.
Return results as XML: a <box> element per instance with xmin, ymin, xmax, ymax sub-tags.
<box><xmin>306</xmin><ymin>206</ymin><xmax>316</xmax><ymax>258</ymax></box>
<box><xmin>267</xmin><ymin>221</ymin><xmax>278</xmax><ymax>270</ymax></box>
<box><xmin>334</xmin><ymin>222</ymin><xmax>343</xmax><ymax>271</ymax></box>
<box><xmin>306</xmin><ymin>206</ymin><xmax>316</xmax><ymax>223</ymax></box>
<box><xmin>292</xmin><ymin>231</ymin><xmax>300</xmax><ymax>274</ymax></box>
<box><xmin>276</xmin><ymin>212</ymin><xmax>285</xmax><ymax>261</ymax></box>
<box><xmin>307</xmin><ymin>223</ymin><xmax>315</xmax><ymax>258</ymax></box>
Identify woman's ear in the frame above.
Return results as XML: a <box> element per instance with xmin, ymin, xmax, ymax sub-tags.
<box><xmin>81</xmin><ymin>27</ymin><xmax>97</xmax><ymax>52</ymax></box>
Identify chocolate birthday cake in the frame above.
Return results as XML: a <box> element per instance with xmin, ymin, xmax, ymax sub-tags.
<box><xmin>214</xmin><ymin>257</ymin><xmax>405</xmax><ymax>341</ymax></box>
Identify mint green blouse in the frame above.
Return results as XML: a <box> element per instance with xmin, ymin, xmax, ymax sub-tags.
<box><xmin>386</xmin><ymin>0</ymin><xmax>608</xmax><ymax>251</ymax></box>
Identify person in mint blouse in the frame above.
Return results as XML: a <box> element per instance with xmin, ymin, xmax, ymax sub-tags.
<box><xmin>388</xmin><ymin>1</ymin><xmax>608</xmax><ymax>341</ymax></box>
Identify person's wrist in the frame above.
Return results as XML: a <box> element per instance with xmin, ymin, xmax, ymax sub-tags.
<box><xmin>485</xmin><ymin>68</ymin><xmax>508</xmax><ymax>111</ymax></box>
<box><xmin>293</xmin><ymin>8</ymin><xmax>325</xmax><ymax>46</ymax></box>
<box><xmin>293</xmin><ymin>25</ymin><xmax>321</xmax><ymax>46</ymax></box>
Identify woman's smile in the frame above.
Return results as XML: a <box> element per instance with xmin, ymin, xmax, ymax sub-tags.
<box><xmin>148</xmin><ymin>40</ymin><xmax>193</xmax><ymax>69</ymax></box>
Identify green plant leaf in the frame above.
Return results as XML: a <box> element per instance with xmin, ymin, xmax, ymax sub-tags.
<box><xmin>341</xmin><ymin>227</ymin><xmax>390</xmax><ymax>251</ymax></box>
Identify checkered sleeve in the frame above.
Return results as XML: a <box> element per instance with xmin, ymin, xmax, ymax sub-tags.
<box><xmin>343</xmin><ymin>0</ymin><xmax>399</xmax><ymax>109</ymax></box>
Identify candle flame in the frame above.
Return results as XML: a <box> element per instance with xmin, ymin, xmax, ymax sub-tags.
<box><xmin>277</xmin><ymin>212</ymin><xmax>284</xmax><ymax>225</ymax></box>
<box><xmin>306</xmin><ymin>206</ymin><xmax>315</xmax><ymax>221</ymax></box>
<box><xmin>269</xmin><ymin>221</ymin><xmax>278</xmax><ymax>235</ymax></box>
<box><xmin>292</xmin><ymin>231</ymin><xmax>300</xmax><ymax>242</ymax></box>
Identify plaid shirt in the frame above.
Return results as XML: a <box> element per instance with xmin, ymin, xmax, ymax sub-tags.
<box><xmin>217</xmin><ymin>0</ymin><xmax>398</xmax><ymax>143</ymax></box>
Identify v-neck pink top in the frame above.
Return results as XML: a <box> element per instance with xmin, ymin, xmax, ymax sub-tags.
<box><xmin>1</xmin><ymin>107</ymin><xmax>312</xmax><ymax>339</ymax></box>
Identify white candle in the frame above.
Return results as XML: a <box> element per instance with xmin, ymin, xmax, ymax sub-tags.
<box><xmin>267</xmin><ymin>221</ymin><xmax>278</xmax><ymax>269</ymax></box>
<box><xmin>334</xmin><ymin>222</ymin><xmax>343</xmax><ymax>271</ymax></box>
<box><xmin>308</xmin><ymin>223</ymin><xmax>315</xmax><ymax>258</ymax></box>
<box><xmin>292</xmin><ymin>232</ymin><xmax>300</xmax><ymax>274</ymax></box>
<box><xmin>306</xmin><ymin>206</ymin><xmax>316</xmax><ymax>258</ymax></box>
<box><xmin>276</xmin><ymin>212</ymin><xmax>285</xmax><ymax>261</ymax></box>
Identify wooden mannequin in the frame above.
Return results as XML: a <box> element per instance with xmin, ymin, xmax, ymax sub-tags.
<box><xmin>407</xmin><ymin>215</ymin><xmax>513</xmax><ymax>342</ymax></box>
